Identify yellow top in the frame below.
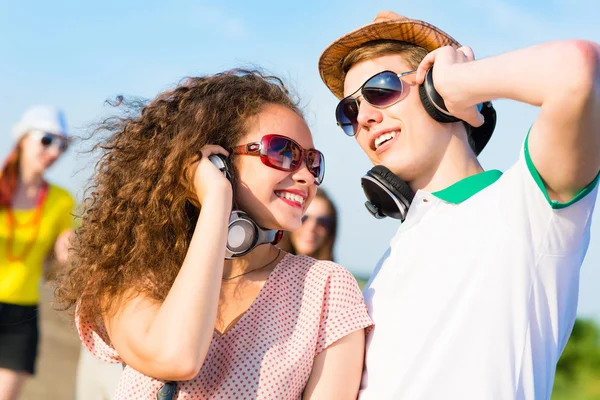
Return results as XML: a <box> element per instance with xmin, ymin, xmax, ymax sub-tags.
<box><xmin>0</xmin><ymin>184</ymin><xmax>75</xmax><ymax>305</ymax></box>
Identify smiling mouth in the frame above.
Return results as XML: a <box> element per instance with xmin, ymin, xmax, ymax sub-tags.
<box><xmin>275</xmin><ymin>191</ymin><xmax>306</xmax><ymax>207</ymax></box>
<box><xmin>374</xmin><ymin>131</ymin><xmax>399</xmax><ymax>150</ymax></box>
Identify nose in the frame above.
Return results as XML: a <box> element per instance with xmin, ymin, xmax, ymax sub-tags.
<box><xmin>302</xmin><ymin>217</ymin><xmax>318</xmax><ymax>232</ymax></box>
<box><xmin>292</xmin><ymin>158</ymin><xmax>316</xmax><ymax>186</ymax></box>
<box><xmin>356</xmin><ymin>99</ymin><xmax>384</xmax><ymax>133</ymax></box>
<box><xmin>45</xmin><ymin>145</ymin><xmax>61</xmax><ymax>160</ymax></box>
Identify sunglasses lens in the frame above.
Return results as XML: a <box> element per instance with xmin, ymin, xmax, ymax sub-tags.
<box><xmin>41</xmin><ymin>134</ymin><xmax>54</xmax><ymax>147</ymax></box>
<box><xmin>316</xmin><ymin>217</ymin><xmax>331</xmax><ymax>229</ymax></box>
<box><xmin>258</xmin><ymin>135</ymin><xmax>324</xmax><ymax>185</ymax></box>
<box><xmin>37</xmin><ymin>132</ymin><xmax>68</xmax><ymax>152</ymax></box>
<box><xmin>335</xmin><ymin>99</ymin><xmax>359</xmax><ymax>136</ymax></box>
<box><xmin>362</xmin><ymin>71</ymin><xmax>403</xmax><ymax>107</ymax></box>
<box><xmin>306</xmin><ymin>150</ymin><xmax>325</xmax><ymax>185</ymax></box>
<box><xmin>265</xmin><ymin>136</ymin><xmax>302</xmax><ymax>171</ymax></box>
<box><xmin>301</xmin><ymin>215</ymin><xmax>331</xmax><ymax>229</ymax></box>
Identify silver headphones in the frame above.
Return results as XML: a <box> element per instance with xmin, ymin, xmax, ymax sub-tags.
<box><xmin>208</xmin><ymin>154</ymin><xmax>282</xmax><ymax>259</ymax></box>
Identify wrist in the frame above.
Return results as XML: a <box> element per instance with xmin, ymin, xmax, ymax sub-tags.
<box><xmin>200</xmin><ymin>188</ymin><xmax>233</xmax><ymax>213</ymax></box>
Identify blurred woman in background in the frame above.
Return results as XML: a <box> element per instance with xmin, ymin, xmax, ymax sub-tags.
<box><xmin>0</xmin><ymin>105</ymin><xmax>75</xmax><ymax>400</ymax></box>
<box><xmin>279</xmin><ymin>188</ymin><xmax>338</xmax><ymax>261</ymax></box>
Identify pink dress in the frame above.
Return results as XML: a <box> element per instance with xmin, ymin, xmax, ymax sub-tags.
<box><xmin>78</xmin><ymin>254</ymin><xmax>373</xmax><ymax>399</ymax></box>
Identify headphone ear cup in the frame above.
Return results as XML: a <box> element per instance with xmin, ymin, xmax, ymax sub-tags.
<box><xmin>419</xmin><ymin>75</ymin><xmax>459</xmax><ymax>123</ymax></box>
<box><xmin>369</xmin><ymin>166</ymin><xmax>415</xmax><ymax>204</ymax></box>
<box><xmin>361</xmin><ymin>165</ymin><xmax>415</xmax><ymax>221</ymax></box>
<box><xmin>226</xmin><ymin>211</ymin><xmax>258</xmax><ymax>258</ymax></box>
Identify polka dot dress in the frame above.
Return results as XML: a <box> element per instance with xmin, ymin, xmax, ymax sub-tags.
<box><xmin>77</xmin><ymin>254</ymin><xmax>373</xmax><ymax>399</ymax></box>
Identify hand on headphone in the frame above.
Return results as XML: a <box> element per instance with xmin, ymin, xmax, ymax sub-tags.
<box><xmin>415</xmin><ymin>45</ymin><xmax>485</xmax><ymax>128</ymax></box>
<box><xmin>190</xmin><ymin>145</ymin><xmax>232</xmax><ymax>206</ymax></box>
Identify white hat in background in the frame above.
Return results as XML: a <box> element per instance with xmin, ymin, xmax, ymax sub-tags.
<box><xmin>12</xmin><ymin>105</ymin><xmax>69</xmax><ymax>140</ymax></box>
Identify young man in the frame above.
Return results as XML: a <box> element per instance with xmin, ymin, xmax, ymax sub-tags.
<box><xmin>318</xmin><ymin>10</ymin><xmax>600</xmax><ymax>400</ymax></box>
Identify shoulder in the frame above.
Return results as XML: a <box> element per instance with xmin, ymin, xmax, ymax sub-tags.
<box><xmin>48</xmin><ymin>183</ymin><xmax>75</xmax><ymax>202</ymax></box>
<box><xmin>48</xmin><ymin>184</ymin><xmax>76</xmax><ymax>208</ymax></box>
<box><xmin>279</xmin><ymin>253</ymin><xmax>361</xmax><ymax>292</ymax></box>
<box><xmin>282</xmin><ymin>253</ymin><xmax>355</xmax><ymax>278</ymax></box>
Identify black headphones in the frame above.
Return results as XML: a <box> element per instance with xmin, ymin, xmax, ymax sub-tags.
<box><xmin>208</xmin><ymin>154</ymin><xmax>283</xmax><ymax>259</ymax></box>
<box><xmin>361</xmin><ymin>68</ymin><xmax>497</xmax><ymax>221</ymax></box>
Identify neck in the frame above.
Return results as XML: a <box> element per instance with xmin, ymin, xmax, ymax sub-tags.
<box><xmin>17</xmin><ymin>166</ymin><xmax>44</xmax><ymax>197</ymax></box>
<box><xmin>410</xmin><ymin>131</ymin><xmax>483</xmax><ymax>194</ymax></box>
<box><xmin>222</xmin><ymin>244</ymin><xmax>279</xmax><ymax>280</ymax></box>
<box><xmin>18</xmin><ymin>159</ymin><xmax>43</xmax><ymax>188</ymax></box>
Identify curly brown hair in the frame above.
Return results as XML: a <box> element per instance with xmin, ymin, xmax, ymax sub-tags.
<box><xmin>54</xmin><ymin>69</ymin><xmax>303</xmax><ymax>326</ymax></box>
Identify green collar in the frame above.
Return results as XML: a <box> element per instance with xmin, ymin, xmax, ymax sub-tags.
<box><xmin>432</xmin><ymin>170</ymin><xmax>503</xmax><ymax>204</ymax></box>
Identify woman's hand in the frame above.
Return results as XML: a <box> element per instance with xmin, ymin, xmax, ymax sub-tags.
<box><xmin>54</xmin><ymin>229</ymin><xmax>73</xmax><ymax>265</ymax></box>
<box><xmin>190</xmin><ymin>145</ymin><xmax>232</xmax><ymax>205</ymax></box>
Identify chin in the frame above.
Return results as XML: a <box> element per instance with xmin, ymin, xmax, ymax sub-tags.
<box><xmin>379</xmin><ymin>159</ymin><xmax>405</xmax><ymax>176</ymax></box>
<box><xmin>259</xmin><ymin>214</ymin><xmax>299</xmax><ymax>232</ymax></box>
<box><xmin>380</xmin><ymin>154</ymin><xmax>419</xmax><ymax>181</ymax></box>
<box><xmin>280</xmin><ymin>220</ymin><xmax>302</xmax><ymax>232</ymax></box>
<box><xmin>295</xmin><ymin>246</ymin><xmax>316</xmax><ymax>256</ymax></box>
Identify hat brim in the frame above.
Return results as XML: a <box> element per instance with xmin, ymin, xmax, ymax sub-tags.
<box><xmin>319</xmin><ymin>19</ymin><xmax>460</xmax><ymax>100</ymax></box>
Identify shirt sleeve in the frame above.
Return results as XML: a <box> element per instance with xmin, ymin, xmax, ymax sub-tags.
<box><xmin>76</xmin><ymin>312</ymin><xmax>122</xmax><ymax>364</ymax></box>
<box><xmin>315</xmin><ymin>264</ymin><xmax>374</xmax><ymax>355</ymax></box>
<box><xmin>521</xmin><ymin>133</ymin><xmax>598</xmax><ymax>256</ymax></box>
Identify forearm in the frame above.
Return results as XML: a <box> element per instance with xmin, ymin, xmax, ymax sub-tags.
<box><xmin>303</xmin><ymin>330</ymin><xmax>365</xmax><ymax>399</ymax></box>
<box><xmin>111</xmin><ymin>192</ymin><xmax>232</xmax><ymax>380</ymax></box>
<box><xmin>146</xmin><ymin>194</ymin><xmax>230</xmax><ymax>368</ymax></box>
<box><xmin>448</xmin><ymin>40</ymin><xmax>600</xmax><ymax>109</ymax></box>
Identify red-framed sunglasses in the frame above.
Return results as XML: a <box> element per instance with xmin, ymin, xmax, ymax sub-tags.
<box><xmin>233</xmin><ymin>134</ymin><xmax>325</xmax><ymax>185</ymax></box>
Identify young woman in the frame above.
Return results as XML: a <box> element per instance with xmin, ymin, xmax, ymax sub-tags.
<box><xmin>0</xmin><ymin>105</ymin><xmax>74</xmax><ymax>400</ymax></box>
<box><xmin>279</xmin><ymin>188</ymin><xmax>338</xmax><ymax>261</ymax></box>
<box><xmin>56</xmin><ymin>70</ymin><xmax>372</xmax><ymax>399</ymax></box>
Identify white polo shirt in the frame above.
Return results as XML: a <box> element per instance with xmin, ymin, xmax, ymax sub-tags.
<box><xmin>359</xmin><ymin>138</ymin><xmax>599</xmax><ymax>400</ymax></box>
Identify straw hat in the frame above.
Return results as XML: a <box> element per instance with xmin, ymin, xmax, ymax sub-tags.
<box><xmin>318</xmin><ymin>11</ymin><xmax>496</xmax><ymax>155</ymax></box>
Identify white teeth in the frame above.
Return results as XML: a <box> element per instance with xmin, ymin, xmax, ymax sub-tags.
<box><xmin>276</xmin><ymin>192</ymin><xmax>305</xmax><ymax>206</ymax></box>
<box><xmin>375</xmin><ymin>131</ymin><xmax>397</xmax><ymax>149</ymax></box>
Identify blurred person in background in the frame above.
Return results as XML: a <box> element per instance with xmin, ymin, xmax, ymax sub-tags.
<box><xmin>278</xmin><ymin>188</ymin><xmax>338</xmax><ymax>261</ymax></box>
<box><xmin>0</xmin><ymin>105</ymin><xmax>75</xmax><ymax>400</ymax></box>
<box><xmin>75</xmin><ymin>343</ymin><xmax>123</xmax><ymax>400</ymax></box>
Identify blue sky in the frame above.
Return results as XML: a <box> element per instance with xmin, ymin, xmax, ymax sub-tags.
<box><xmin>1</xmin><ymin>0</ymin><xmax>599</xmax><ymax>319</ymax></box>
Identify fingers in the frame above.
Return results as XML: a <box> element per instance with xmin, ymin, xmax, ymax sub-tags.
<box><xmin>373</xmin><ymin>10</ymin><xmax>403</xmax><ymax>23</ymax></box>
<box><xmin>416</xmin><ymin>50</ymin><xmax>438</xmax><ymax>84</ymax></box>
<box><xmin>417</xmin><ymin>46</ymin><xmax>475</xmax><ymax>84</ymax></box>
<box><xmin>462</xmin><ymin>107</ymin><xmax>485</xmax><ymax>128</ymax></box>
<box><xmin>457</xmin><ymin>46</ymin><xmax>475</xmax><ymax>61</ymax></box>
<box><xmin>200</xmin><ymin>145</ymin><xmax>230</xmax><ymax>159</ymax></box>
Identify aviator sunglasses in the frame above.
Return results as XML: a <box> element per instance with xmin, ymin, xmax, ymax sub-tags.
<box><xmin>29</xmin><ymin>130</ymin><xmax>70</xmax><ymax>153</ymax></box>
<box><xmin>336</xmin><ymin>70</ymin><xmax>417</xmax><ymax>136</ymax></box>
<box><xmin>233</xmin><ymin>134</ymin><xmax>325</xmax><ymax>185</ymax></box>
